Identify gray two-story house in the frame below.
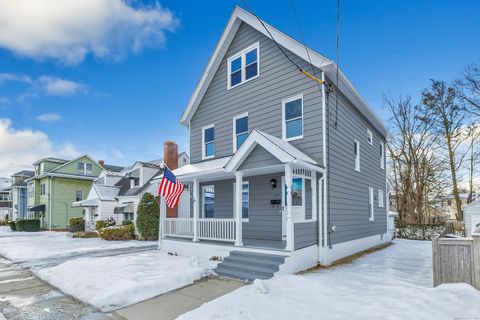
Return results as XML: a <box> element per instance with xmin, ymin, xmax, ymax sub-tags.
<box><xmin>159</xmin><ymin>6</ymin><xmax>388</xmax><ymax>280</ymax></box>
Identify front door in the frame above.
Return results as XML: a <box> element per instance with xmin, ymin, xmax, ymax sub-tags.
<box><xmin>281</xmin><ymin>176</ymin><xmax>305</xmax><ymax>239</ymax></box>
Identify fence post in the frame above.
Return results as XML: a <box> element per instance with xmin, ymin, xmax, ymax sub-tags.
<box><xmin>432</xmin><ymin>234</ymin><xmax>440</xmax><ymax>287</ymax></box>
<box><xmin>473</xmin><ymin>234</ymin><xmax>480</xmax><ymax>290</ymax></box>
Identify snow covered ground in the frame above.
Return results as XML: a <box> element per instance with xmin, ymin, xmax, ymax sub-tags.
<box><xmin>0</xmin><ymin>227</ymin><xmax>153</xmax><ymax>266</ymax></box>
<box><xmin>34</xmin><ymin>251</ymin><xmax>217</xmax><ymax>311</ymax></box>
<box><xmin>178</xmin><ymin>239</ymin><xmax>480</xmax><ymax>320</ymax></box>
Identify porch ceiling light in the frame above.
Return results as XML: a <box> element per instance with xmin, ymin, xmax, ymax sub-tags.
<box><xmin>270</xmin><ymin>178</ymin><xmax>277</xmax><ymax>189</ymax></box>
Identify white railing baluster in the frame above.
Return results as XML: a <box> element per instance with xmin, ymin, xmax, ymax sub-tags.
<box><xmin>162</xmin><ymin>218</ymin><xmax>237</xmax><ymax>242</ymax></box>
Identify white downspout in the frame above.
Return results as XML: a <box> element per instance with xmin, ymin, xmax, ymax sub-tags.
<box><xmin>49</xmin><ymin>176</ymin><xmax>53</xmax><ymax>231</ymax></box>
<box><xmin>321</xmin><ymin>71</ymin><xmax>328</xmax><ymax>255</ymax></box>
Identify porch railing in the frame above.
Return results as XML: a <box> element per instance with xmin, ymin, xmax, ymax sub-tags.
<box><xmin>162</xmin><ymin>218</ymin><xmax>236</xmax><ymax>242</ymax></box>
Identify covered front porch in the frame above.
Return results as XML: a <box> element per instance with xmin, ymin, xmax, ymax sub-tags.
<box><xmin>159</xmin><ymin>130</ymin><xmax>325</xmax><ymax>253</ymax></box>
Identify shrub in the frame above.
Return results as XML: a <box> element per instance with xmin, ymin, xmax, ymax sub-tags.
<box><xmin>72</xmin><ymin>231</ymin><xmax>98</xmax><ymax>238</ymax></box>
<box><xmin>396</xmin><ymin>223</ymin><xmax>445</xmax><ymax>240</ymax></box>
<box><xmin>15</xmin><ymin>219</ymin><xmax>40</xmax><ymax>232</ymax></box>
<box><xmin>96</xmin><ymin>220</ymin><xmax>107</xmax><ymax>231</ymax></box>
<box><xmin>105</xmin><ymin>217</ymin><xmax>116</xmax><ymax>227</ymax></box>
<box><xmin>0</xmin><ymin>220</ymin><xmax>6</xmax><ymax>226</ymax></box>
<box><xmin>136</xmin><ymin>193</ymin><xmax>159</xmax><ymax>240</ymax></box>
<box><xmin>99</xmin><ymin>225</ymin><xmax>134</xmax><ymax>241</ymax></box>
<box><xmin>9</xmin><ymin>221</ymin><xmax>16</xmax><ymax>231</ymax></box>
<box><xmin>68</xmin><ymin>217</ymin><xmax>85</xmax><ymax>233</ymax></box>
<box><xmin>122</xmin><ymin>220</ymin><xmax>133</xmax><ymax>226</ymax></box>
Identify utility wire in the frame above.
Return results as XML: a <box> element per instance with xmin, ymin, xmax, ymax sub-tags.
<box><xmin>241</xmin><ymin>0</ymin><xmax>325</xmax><ymax>85</ymax></box>
<box><xmin>334</xmin><ymin>0</ymin><xmax>340</xmax><ymax>128</ymax></box>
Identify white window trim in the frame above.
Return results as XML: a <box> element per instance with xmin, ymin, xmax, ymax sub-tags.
<box><xmin>232</xmin><ymin>112</ymin><xmax>249</xmax><ymax>152</ymax></box>
<box><xmin>378</xmin><ymin>189</ymin><xmax>384</xmax><ymax>208</ymax></box>
<box><xmin>380</xmin><ymin>141</ymin><xmax>385</xmax><ymax>169</ymax></box>
<box><xmin>202</xmin><ymin>185</ymin><xmax>215</xmax><ymax>218</ymax></box>
<box><xmin>367</xmin><ymin>129</ymin><xmax>373</xmax><ymax>145</ymax></box>
<box><xmin>233</xmin><ymin>180</ymin><xmax>249</xmax><ymax>222</ymax></box>
<box><xmin>227</xmin><ymin>42</ymin><xmax>260</xmax><ymax>90</ymax></box>
<box><xmin>291</xmin><ymin>176</ymin><xmax>306</xmax><ymax>209</ymax></box>
<box><xmin>202</xmin><ymin>124</ymin><xmax>215</xmax><ymax>160</ymax></box>
<box><xmin>282</xmin><ymin>94</ymin><xmax>304</xmax><ymax>141</ymax></box>
<box><xmin>369</xmin><ymin>186</ymin><xmax>374</xmax><ymax>221</ymax></box>
<box><xmin>354</xmin><ymin>139</ymin><xmax>360</xmax><ymax>172</ymax></box>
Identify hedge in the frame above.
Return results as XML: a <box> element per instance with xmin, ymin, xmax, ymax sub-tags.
<box><xmin>15</xmin><ymin>219</ymin><xmax>40</xmax><ymax>232</ymax></box>
<box><xmin>396</xmin><ymin>223</ymin><xmax>445</xmax><ymax>240</ymax></box>
<box><xmin>9</xmin><ymin>221</ymin><xmax>16</xmax><ymax>231</ymax></box>
<box><xmin>96</xmin><ymin>220</ymin><xmax>107</xmax><ymax>231</ymax></box>
<box><xmin>99</xmin><ymin>225</ymin><xmax>135</xmax><ymax>241</ymax></box>
<box><xmin>72</xmin><ymin>231</ymin><xmax>99</xmax><ymax>238</ymax></box>
<box><xmin>122</xmin><ymin>220</ymin><xmax>133</xmax><ymax>226</ymax></box>
<box><xmin>68</xmin><ymin>217</ymin><xmax>85</xmax><ymax>233</ymax></box>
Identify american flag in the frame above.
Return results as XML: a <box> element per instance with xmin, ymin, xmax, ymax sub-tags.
<box><xmin>158</xmin><ymin>168</ymin><xmax>185</xmax><ymax>208</ymax></box>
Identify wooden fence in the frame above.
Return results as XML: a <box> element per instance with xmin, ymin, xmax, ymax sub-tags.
<box><xmin>432</xmin><ymin>229</ymin><xmax>480</xmax><ymax>290</ymax></box>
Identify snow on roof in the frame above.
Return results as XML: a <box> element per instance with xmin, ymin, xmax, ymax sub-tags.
<box><xmin>94</xmin><ymin>184</ymin><xmax>120</xmax><ymax>201</ymax></box>
<box><xmin>172</xmin><ymin>157</ymin><xmax>232</xmax><ymax>179</ymax></box>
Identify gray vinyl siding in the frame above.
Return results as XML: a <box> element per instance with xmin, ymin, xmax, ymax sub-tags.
<box><xmin>238</xmin><ymin>145</ymin><xmax>282</xmax><ymax>171</ymax></box>
<box><xmin>199</xmin><ymin>173</ymin><xmax>283</xmax><ymax>241</ymax></box>
<box><xmin>326</xmin><ymin>89</ymin><xmax>387</xmax><ymax>245</ymax></box>
<box><xmin>305</xmin><ymin>179</ymin><xmax>312</xmax><ymax>220</ymax></box>
<box><xmin>294</xmin><ymin>221</ymin><xmax>318</xmax><ymax>250</ymax></box>
<box><xmin>190</xmin><ymin>22</ymin><xmax>324</xmax><ymax>165</ymax></box>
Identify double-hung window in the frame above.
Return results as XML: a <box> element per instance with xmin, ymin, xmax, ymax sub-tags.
<box><xmin>369</xmin><ymin>186</ymin><xmax>374</xmax><ymax>221</ymax></box>
<box><xmin>233</xmin><ymin>181</ymin><xmax>249</xmax><ymax>220</ymax></box>
<box><xmin>77</xmin><ymin>162</ymin><xmax>85</xmax><ymax>175</ymax></box>
<box><xmin>282</xmin><ymin>95</ymin><xmax>303</xmax><ymax>141</ymax></box>
<box><xmin>380</xmin><ymin>142</ymin><xmax>385</xmax><ymax>169</ymax></box>
<box><xmin>202</xmin><ymin>185</ymin><xmax>215</xmax><ymax>218</ymax></box>
<box><xmin>202</xmin><ymin>125</ymin><xmax>215</xmax><ymax>159</ymax></box>
<box><xmin>75</xmin><ymin>191</ymin><xmax>83</xmax><ymax>202</ymax></box>
<box><xmin>354</xmin><ymin>139</ymin><xmax>360</xmax><ymax>172</ymax></box>
<box><xmin>227</xmin><ymin>43</ymin><xmax>259</xmax><ymax>89</ymax></box>
<box><xmin>86</xmin><ymin>163</ymin><xmax>93</xmax><ymax>175</ymax></box>
<box><xmin>233</xmin><ymin>113</ymin><xmax>248</xmax><ymax>152</ymax></box>
<box><xmin>40</xmin><ymin>183</ymin><xmax>46</xmax><ymax>195</ymax></box>
<box><xmin>378</xmin><ymin>189</ymin><xmax>384</xmax><ymax>208</ymax></box>
<box><xmin>367</xmin><ymin>129</ymin><xmax>373</xmax><ymax>145</ymax></box>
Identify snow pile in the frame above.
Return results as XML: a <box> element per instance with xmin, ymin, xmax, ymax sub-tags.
<box><xmin>0</xmin><ymin>227</ymin><xmax>153</xmax><ymax>265</ymax></box>
<box><xmin>34</xmin><ymin>251</ymin><xmax>217</xmax><ymax>311</ymax></box>
<box><xmin>178</xmin><ymin>240</ymin><xmax>480</xmax><ymax>320</ymax></box>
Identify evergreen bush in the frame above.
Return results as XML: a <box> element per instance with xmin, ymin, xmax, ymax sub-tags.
<box><xmin>9</xmin><ymin>221</ymin><xmax>16</xmax><ymax>231</ymax></box>
<box><xmin>68</xmin><ymin>217</ymin><xmax>85</xmax><ymax>233</ymax></box>
<box><xmin>15</xmin><ymin>219</ymin><xmax>40</xmax><ymax>232</ymax></box>
<box><xmin>136</xmin><ymin>193</ymin><xmax>159</xmax><ymax>240</ymax></box>
<box><xmin>99</xmin><ymin>225</ymin><xmax>134</xmax><ymax>241</ymax></box>
<box><xmin>122</xmin><ymin>220</ymin><xmax>133</xmax><ymax>226</ymax></box>
<box><xmin>96</xmin><ymin>220</ymin><xmax>107</xmax><ymax>231</ymax></box>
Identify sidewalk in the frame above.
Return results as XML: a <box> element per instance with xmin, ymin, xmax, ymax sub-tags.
<box><xmin>114</xmin><ymin>277</ymin><xmax>245</xmax><ymax>320</ymax></box>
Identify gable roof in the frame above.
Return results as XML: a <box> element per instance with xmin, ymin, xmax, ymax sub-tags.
<box><xmin>51</xmin><ymin>154</ymin><xmax>103</xmax><ymax>174</ymax></box>
<box><xmin>180</xmin><ymin>6</ymin><xmax>387</xmax><ymax>137</ymax></box>
<box><xmin>225</xmin><ymin>130</ymin><xmax>324</xmax><ymax>172</ymax></box>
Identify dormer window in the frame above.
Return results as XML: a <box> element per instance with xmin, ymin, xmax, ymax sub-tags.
<box><xmin>227</xmin><ymin>42</ymin><xmax>259</xmax><ymax>89</ymax></box>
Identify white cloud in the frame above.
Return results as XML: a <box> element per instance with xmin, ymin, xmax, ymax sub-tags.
<box><xmin>37</xmin><ymin>76</ymin><xmax>85</xmax><ymax>96</ymax></box>
<box><xmin>0</xmin><ymin>0</ymin><xmax>179</xmax><ymax>65</ymax></box>
<box><xmin>111</xmin><ymin>147</ymin><xmax>125</xmax><ymax>159</ymax></box>
<box><xmin>0</xmin><ymin>73</ymin><xmax>32</xmax><ymax>85</ymax></box>
<box><xmin>36</xmin><ymin>113</ymin><xmax>62</xmax><ymax>122</ymax></box>
<box><xmin>0</xmin><ymin>119</ymin><xmax>80</xmax><ymax>177</ymax></box>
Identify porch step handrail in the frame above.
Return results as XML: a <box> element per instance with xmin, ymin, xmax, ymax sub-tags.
<box><xmin>162</xmin><ymin>218</ymin><xmax>236</xmax><ymax>242</ymax></box>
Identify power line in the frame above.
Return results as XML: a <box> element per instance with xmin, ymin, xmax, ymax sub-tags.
<box><xmin>241</xmin><ymin>0</ymin><xmax>325</xmax><ymax>85</ymax></box>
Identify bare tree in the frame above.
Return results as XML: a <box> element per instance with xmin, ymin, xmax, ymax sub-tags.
<box><xmin>465</xmin><ymin>124</ymin><xmax>480</xmax><ymax>203</ymax></box>
<box><xmin>456</xmin><ymin>64</ymin><xmax>480</xmax><ymax>116</ymax></box>
<box><xmin>422</xmin><ymin>80</ymin><xmax>468</xmax><ymax>221</ymax></box>
<box><xmin>387</xmin><ymin>95</ymin><xmax>446</xmax><ymax>223</ymax></box>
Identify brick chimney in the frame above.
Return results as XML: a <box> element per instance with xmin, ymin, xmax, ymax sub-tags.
<box><xmin>164</xmin><ymin>141</ymin><xmax>179</xmax><ymax>218</ymax></box>
<box><xmin>98</xmin><ymin>160</ymin><xmax>105</xmax><ymax>167</ymax></box>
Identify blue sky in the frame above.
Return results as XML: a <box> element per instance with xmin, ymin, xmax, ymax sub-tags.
<box><xmin>0</xmin><ymin>0</ymin><xmax>479</xmax><ymax>176</ymax></box>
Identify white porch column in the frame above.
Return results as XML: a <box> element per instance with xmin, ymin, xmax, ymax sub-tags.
<box><xmin>235</xmin><ymin>172</ymin><xmax>243</xmax><ymax>246</ymax></box>
<box><xmin>312</xmin><ymin>171</ymin><xmax>317</xmax><ymax>221</ymax></box>
<box><xmin>285</xmin><ymin>164</ymin><xmax>294</xmax><ymax>251</ymax></box>
<box><xmin>193</xmin><ymin>179</ymin><xmax>199</xmax><ymax>242</ymax></box>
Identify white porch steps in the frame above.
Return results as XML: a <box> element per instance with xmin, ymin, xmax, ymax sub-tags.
<box><xmin>215</xmin><ymin>251</ymin><xmax>286</xmax><ymax>282</ymax></box>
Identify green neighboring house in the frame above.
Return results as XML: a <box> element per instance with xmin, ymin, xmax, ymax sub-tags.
<box><xmin>27</xmin><ymin>155</ymin><xmax>104</xmax><ymax>230</ymax></box>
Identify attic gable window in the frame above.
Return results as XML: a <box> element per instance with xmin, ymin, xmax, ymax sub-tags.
<box><xmin>227</xmin><ymin>42</ymin><xmax>259</xmax><ymax>89</ymax></box>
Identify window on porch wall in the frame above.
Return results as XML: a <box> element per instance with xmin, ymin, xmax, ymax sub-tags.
<box><xmin>233</xmin><ymin>181</ymin><xmax>249</xmax><ymax>219</ymax></box>
<box><xmin>202</xmin><ymin>185</ymin><xmax>214</xmax><ymax>218</ymax></box>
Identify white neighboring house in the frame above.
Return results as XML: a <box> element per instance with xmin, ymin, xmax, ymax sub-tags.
<box><xmin>74</xmin><ymin>151</ymin><xmax>190</xmax><ymax>232</ymax></box>
<box><xmin>464</xmin><ymin>199</ymin><xmax>480</xmax><ymax>237</ymax></box>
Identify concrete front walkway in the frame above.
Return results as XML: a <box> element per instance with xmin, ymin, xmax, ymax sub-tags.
<box><xmin>114</xmin><ymin>277</ymin><xmax>245</xmax><ymax>320</ymax></box>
